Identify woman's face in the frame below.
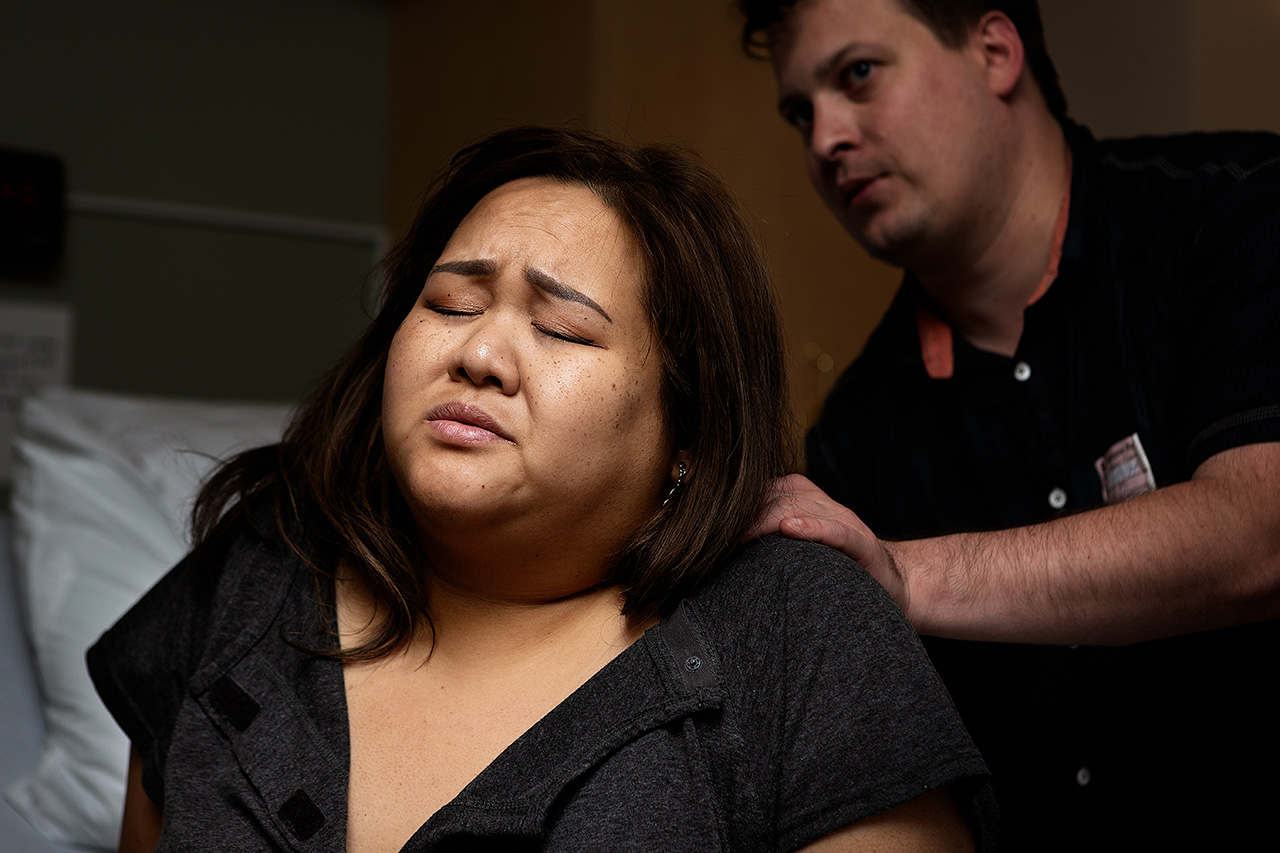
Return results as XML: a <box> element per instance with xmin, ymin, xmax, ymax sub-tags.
<box><xmin>383</xmin><ymin>177</ymin><xmax>673</xmax><ymax>564</ymax></box>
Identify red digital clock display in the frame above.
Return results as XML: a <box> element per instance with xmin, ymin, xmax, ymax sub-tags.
<box><xmin>0</xmin><ymin>147</ymin><xmax>65</xmax><ymax>274</ymax></box>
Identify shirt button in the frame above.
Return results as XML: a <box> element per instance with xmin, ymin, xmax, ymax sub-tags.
<box><xmin>1076</xmin><ymin>766</ymin><xmax>1092</xmax><ymax>787</ymax></box>
<box><xmin>1013</xmin><ymin>361</ymin><xmax>1032</xmax><ymax>382</ymax></box>
<box><xmin>1048</xmin><ymin>487</ymin><xmax>1068</xmax><ymax>509</ymax></box>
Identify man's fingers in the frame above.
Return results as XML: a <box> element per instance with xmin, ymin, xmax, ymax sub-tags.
<box><xmin>778</xmin><ymin>515</ymin><xmax>873</xmax><ymax>565</ymax></box>
<box><xmin>743</xmin><ymin>475</ymin><xmax>809</xmax><ymax>540</ymax></box>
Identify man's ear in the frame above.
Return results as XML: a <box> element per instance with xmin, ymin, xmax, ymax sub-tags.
<box><xmin>972</xmin><ymin>10</ymin><xmax>1026</xmax><ymax>99</ymax></box>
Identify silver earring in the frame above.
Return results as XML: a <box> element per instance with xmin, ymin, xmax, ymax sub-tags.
<box><xmin>663</xmin><ymin>461</ymin><xmax>688</xmax><ymax>507</ymax></box>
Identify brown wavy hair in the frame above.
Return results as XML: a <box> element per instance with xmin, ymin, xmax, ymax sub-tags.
<box><xmin>192</xmin><ymin>126</ymin><xmax>795</xmax><ymax>659</ymax></box>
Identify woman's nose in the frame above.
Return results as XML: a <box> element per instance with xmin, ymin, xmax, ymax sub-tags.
<box><xmin>449</xmin><ymin>316</ymin><xmax>520</xmax><ymax>394</ymax></box>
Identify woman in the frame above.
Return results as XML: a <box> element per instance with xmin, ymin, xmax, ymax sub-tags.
<box><xmin>89</xmin><ymin>127</ymin><xmax>994</xmax><ymax>851</ymax></box>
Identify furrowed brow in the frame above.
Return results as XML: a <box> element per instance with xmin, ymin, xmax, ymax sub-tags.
<box><xmin>430</xmin><ymin>259</ymin><xmax>496</xmax><ymax>277</ymax></box>
<box><xmin>525</xmin><ymin>267</ymin><xmax>612</xmax><ymax>323</ymax></box>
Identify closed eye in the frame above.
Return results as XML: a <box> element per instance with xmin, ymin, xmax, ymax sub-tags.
<box><xmin>534</xmin><ymin>322</ymin><xmax>597</xmax><ymax>347</ymax></box>
<box><xmin>426</xmin><ymin>302</ymin><xmax>482</xmax><ymax>317</ymax></box>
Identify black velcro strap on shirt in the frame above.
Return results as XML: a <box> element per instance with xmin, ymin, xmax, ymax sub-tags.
<box><xmin>207</xmin><ymin>675</ymin><xmax>261</xmax><ymax>732</ymax></box>
<box><xmin>278</xmin><ymin>789</ymin><xmax>326</xmax><ymax>841</ymax></box>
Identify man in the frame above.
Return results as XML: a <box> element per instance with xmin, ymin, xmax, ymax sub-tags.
<box><xmin>740</xmin><ymin>0</ymin><xmax>1280</xmax><ymax>848</ymax></box>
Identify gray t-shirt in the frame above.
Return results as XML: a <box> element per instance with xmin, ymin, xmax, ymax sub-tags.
<box><xmin>89</xmin><ymin>530</ymin><xmax>995</xmax><ymax>851</ymax></box>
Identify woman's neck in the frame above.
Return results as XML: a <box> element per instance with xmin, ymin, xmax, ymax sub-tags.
<box><xmin>423</xmin><ymin>575</ymin><xmax>644</xmax><ymax>665</ymax></box>
<box><xmin>335</xmin><ymin>556</ymin><xmax>649</xmax><ymax>668</ymax></box>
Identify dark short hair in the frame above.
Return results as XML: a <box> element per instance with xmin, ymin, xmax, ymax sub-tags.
<box><xmin>194</xmin><ymin>126</ymin><xmax>794</xmax><ymax>657</ymax></box>
<box><xmin>739</xmin><ymin>0</ymin><xmax>1068</xmax><ymax>123</ymax></box>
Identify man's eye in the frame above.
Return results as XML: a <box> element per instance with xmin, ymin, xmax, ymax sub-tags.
<box><xmin>843</xmin><ymin>60</ymin><xmax>874</xmax><ymax>87</ymax></box>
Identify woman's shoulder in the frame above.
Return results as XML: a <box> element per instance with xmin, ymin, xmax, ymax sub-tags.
<box><xmin>86</xmin><ymin>514</ymin><xmax>320</xmax><ymax>808</ymax></box>
<box><xmin>690</xmin><ymin>534</ymin><xmax>905</xmax><ymax>632</ymax></box>
<box><xmin>87</xmin><ymin>519</ymin><xmax>302</xmax><ymax>735</ymax></box>
<box><xmin>676</xmin><ymin>538</ymin><xmax>992</xmax><ymax>850</ymax></box>
<box><xmin>682</xmin><ymin>533</ymin><xmax>931</xmax><ymax>705</ymax></box>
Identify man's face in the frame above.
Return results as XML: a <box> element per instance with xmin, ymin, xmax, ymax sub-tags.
<box><xmin>771</xmin><ymin>0</ymin><xmax>1005</xmax><ymax>269</ymax></box>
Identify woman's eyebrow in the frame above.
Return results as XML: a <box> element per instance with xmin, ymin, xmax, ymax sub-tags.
<box><xmin>525</xmin><ymin>267</ymin><xmax>612</xmax><ymax>322</ymax></box>
<box><xmin>430</xmin><ymin>259</ymin><xmax>496</xmax><ymax>277</ymax></box>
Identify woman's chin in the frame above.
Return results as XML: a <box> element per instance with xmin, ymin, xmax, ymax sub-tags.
<box><xmin>406</xmin><ymin>485</ymin><xmax>537</xmax><ymax>543</ymax></box>
<box><xmin>397</xmin><ymin>459</ymin><xmax>521</xmax><ymax>510</ymax></box>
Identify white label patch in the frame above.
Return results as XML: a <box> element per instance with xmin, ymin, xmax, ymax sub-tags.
<box><xmin>1095</xmin><ymin>433</ymin><xmax>1156</xmax><ymax>505</ymax></box>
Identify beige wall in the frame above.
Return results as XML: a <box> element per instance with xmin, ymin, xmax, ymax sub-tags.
<box><xmin>1041</xmin><ymin>0</ymin><xmax>1280</xmax><ymax>136</ymax></box>
<box><xmin>1190</xmin><ymin>0</ymin><xmax>1280</xmax><ymax>132</ymax></box>
<box><xmin>387</xmin><ymin>0</ymin><xmax>594</xmax><ymax>231</ymax></box>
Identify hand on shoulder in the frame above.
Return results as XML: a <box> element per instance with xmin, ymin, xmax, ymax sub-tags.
<box><xmin>746</xmin><ymin>474</ymin><xmax>910</xmax><ymax>615</ymax></box>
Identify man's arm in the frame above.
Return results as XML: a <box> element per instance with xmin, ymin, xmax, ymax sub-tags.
<box><xmin>750</xmin><ymin>442</ymin><xmax>1280</xmax><ymax>646</ymax></box>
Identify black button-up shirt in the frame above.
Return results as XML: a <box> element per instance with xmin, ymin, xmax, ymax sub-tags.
<box><xmin>808</xmin><ymin>122</ymin><xmax>1280</xmax><ymax>851</ymax></box>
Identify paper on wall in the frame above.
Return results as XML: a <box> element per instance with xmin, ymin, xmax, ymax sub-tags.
<box><xmin>0</xmin><ymin>301</ymin><xmax>74</xmax><ymax>485</ymax></box>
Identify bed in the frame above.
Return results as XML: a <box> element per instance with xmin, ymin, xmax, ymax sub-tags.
<box><xmin>1</xmin><ymin>387</ymin><xmax>290</xmax><ymax>851</ymax></box>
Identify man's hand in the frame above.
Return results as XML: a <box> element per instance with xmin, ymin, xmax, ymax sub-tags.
<box><xmin>747</xmin><ymin>474</ymin><xmax>909</xmax><ymax>611</ymax></box>
<box><xmin>751</xmin><ymin>445</ymin><xmax>1280</xmax><ymax>645</ymax></box>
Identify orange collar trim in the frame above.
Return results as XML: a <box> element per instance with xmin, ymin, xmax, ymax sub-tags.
<box><xmin>915</xmin><ymin>162</ymin><xmax>1073</xmax><ymax>380</ymax></box>
<box><xmin>915</xmin><ymin>297</ymin><xmax>955</xmax><ymax>380</ymax></box>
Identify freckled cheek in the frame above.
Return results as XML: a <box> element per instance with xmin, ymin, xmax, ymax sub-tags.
<box><xmin>534</xmin><ymin>361</ymin><xmax>657</xmax><ymax>438</ymax></box>
<box><xmin>392</xmin><ymin>326</ymin><xmax>456</xmax><ymax>379</ymax></box>
<box><xmin>533</xmin><ymin>363</ymin><xmax>600</xmax><ymax>430</ymax></box>
<box><xmin>384</xmin><ymin>327</ymin><xmax>456</xmax><ymax>425</ymax></box>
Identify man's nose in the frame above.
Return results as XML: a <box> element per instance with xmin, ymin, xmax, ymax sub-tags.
<box><xmin>810</xmin><ymin>98</ymin><xmax>862</xmax><ymax>161</ymax></box>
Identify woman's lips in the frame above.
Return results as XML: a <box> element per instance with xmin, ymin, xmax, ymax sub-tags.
<box><xmin>426</xmin><ymin>402</ymin><xmax>512</xmax><ymax>444</ymax></box>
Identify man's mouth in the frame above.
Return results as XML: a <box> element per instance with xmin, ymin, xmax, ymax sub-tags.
<box><xmin>838</xmin><ymin>174</ymin><xmax>882</xmax><ymax>208</ymax></box>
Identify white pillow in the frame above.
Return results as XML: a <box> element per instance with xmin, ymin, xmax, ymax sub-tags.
<box><xmin>5</xmin><ymin>387</ymin><xmax>291</xmax><ymax>850</ymax></box>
